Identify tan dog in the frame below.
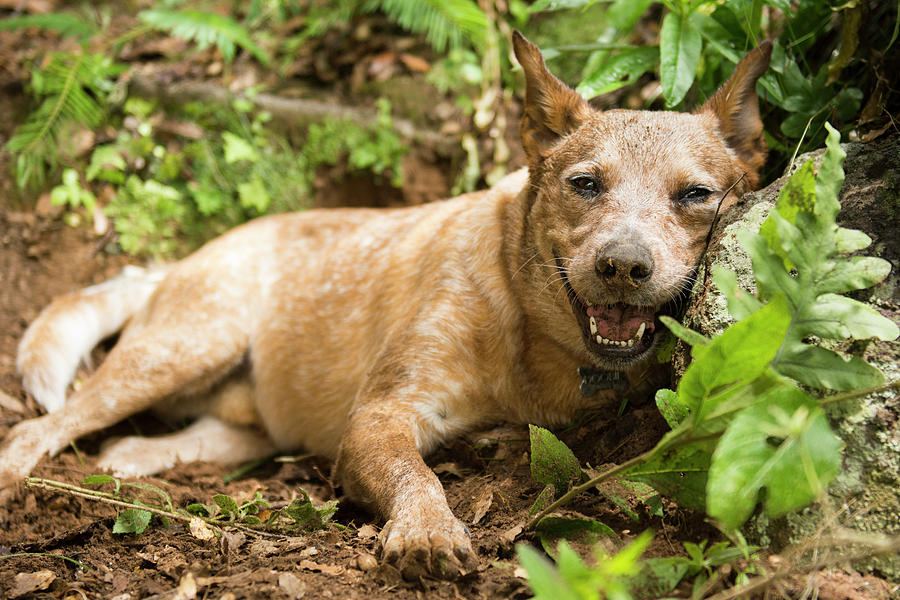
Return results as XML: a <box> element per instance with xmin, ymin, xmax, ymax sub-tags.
<box><xmin>1</xmin><ymin>33</ymin><xmax>770</xmax><ymax>577</ymax></box>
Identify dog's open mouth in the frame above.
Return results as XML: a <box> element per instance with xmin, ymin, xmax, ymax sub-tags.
<box><xmin>556</xmin><ymin>260</ymin><xmax>677</xmax><ymax>363</ymax></box>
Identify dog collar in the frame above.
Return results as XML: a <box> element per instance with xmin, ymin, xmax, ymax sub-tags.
<box><xmin>578</xmin><ymin>367</ymin><xmax>628</xmax><ymax>397</ymax></box>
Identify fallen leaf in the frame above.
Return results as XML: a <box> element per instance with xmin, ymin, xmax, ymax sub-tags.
<box><xmin>249</xmin><ymin>539</ymin><xmax>280</xmax><ymax>556</ymax></box>
<box><xmin>471</xmin><ymin>488</ymin><xmax>493</xmax><ymax>525</ymax></box>
<box><xmin>189</xmin><ymin>517</ymin><xmax>215</xmax><ymax>540</ymax></box>
<box><xmin>356</xmin><ymin>524</ymin><xmax>377</xmax><ymax>539</ymax></box>
<box><xmin>433</xmin><ymin>462</ymin><xmax>464</xmax><ymax>478</ymax></box>
<box><xmin>277</xmin><ymin>572</ymin><xmax>307</xmax><ymax>599</ymax></box>
<box><xmin>299</xmin><ymin>559</ymin><xmax>344</xmax><ymax>576</ymax></box>
<box><xmin>172</xmin><ymin>572</ymin><xmax>197</xmax><ymax>600</ymax></box>
<box><xmin>399</xmin><ymin>53</ymin><xmax>430</xmax><ymax>73</ymax></box>
<box><xmin>11</xmin><ymin>570</ymin><xmax>55</xmax><ymax>597</ymax></box>
<box><xmin>500</xmin><ymin>523</ymin><xmax>523</xmax><ymax>544</ymax></box>
<box><xmin>221</xmin><ymin>530</ymin><xmax>246</xmax><ymax>553</ymax></box>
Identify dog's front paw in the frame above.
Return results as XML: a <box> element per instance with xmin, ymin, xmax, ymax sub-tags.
<box><xmin>380</xmin><ymin>509</ymin><xmax>477</xmax><ymax>580</ymax></box>
<box><xmin>0</xmin><ymin>418</ymin><xmax>51</xmax><ymax>500</ymax></box>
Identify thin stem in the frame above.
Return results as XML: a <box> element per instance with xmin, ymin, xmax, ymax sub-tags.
<box><xmin>523</xmin><ymin>430</ymin><xmax>720</xmax><ymax>532</ymax></box>
<box><xmin>0</xmin><ymin>552</ymin><xmax>90</xmax><ymax>570</ymax></box>
<box><xmin>705</xmin><ymin>534</ymin><xmax>900</xmax><ymax>600</ymax></box>
<box><xmin>25</xmin><ymin>477</ymin><xmax>224</xmax><ymax>534</ymax></box>
<box><xmin>818</xmin><ymin>380</ymin><xmax>900</xmax><ymax>406</ymax></box>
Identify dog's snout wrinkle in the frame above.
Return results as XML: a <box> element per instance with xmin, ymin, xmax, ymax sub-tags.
<box><xmin>595</xmin><ymin>241</ymin><xmax>654</xmax><ymax>288</ymax></box>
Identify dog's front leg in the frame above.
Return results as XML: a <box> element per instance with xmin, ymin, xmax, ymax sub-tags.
<box><xmin>336</xmin><ymin>401</ymin><xmax>477</xmax><ymax>579</ymax></box>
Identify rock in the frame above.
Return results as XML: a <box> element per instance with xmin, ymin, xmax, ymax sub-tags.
<box><xmin>677</xmin><ymin>134</ymin><xmax>900</xmax><ymax>579</ymax></box>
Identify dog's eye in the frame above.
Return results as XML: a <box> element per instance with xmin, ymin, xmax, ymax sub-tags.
<box><xmin>569</xmin><ymin>175</ymin><xmax>600</xmax><ymax>196</ymax></box>
<box><xmin>678</xmin><ymin>186</ymin><xmax>714</xmax><ymax>203</ymax></box>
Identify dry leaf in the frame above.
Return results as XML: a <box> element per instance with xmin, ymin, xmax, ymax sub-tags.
<box><xmin>433</xmin><ymin>462</ymin><xmax>464</xmax><ymax>477</ymax></box>
<box><xmin>189</xmin><ymin>517</ymin><xmax>215</xmax><ymax>541</ymax></box>
<box><xmin>399</xmin><ymin>53</ymin><xmax>430</xmax><ymax>73</ymax></box>
<box><xmin>471</xmin><ymin>488</ymin><xmax>493</xmax><ymax>525</ymax></box>
<box><xmin>277</xmin><ymin>572</ymin><xmax>307</xmax><ymax>599</ymax></box>
<box><xmin>172</xmin><ymin>572</ymin><xmax>197</xmax><ymax>600</ymax></box>
<box><xmin>221</xmin><ymin>529</ymin><xmax>246</xmax><ymax>553</ymax></box>
<box><xmin>356</xmin><ymin>524</ymin><xmax>377</xmax><ymax>539</ymax></box>
<box><xmin>299</xmin><ymin>559</ymin><xmax>344</xmax><ymax>576</ymax></box>
<box><xmin>11</xmin><ymin>570</ymin><xmax>56</xmax><ymax>597</ymax></box>
<box><xmin>500</xmin><ymin>523</ymin><xmax>523</xmax><ymax>544</ymax></box>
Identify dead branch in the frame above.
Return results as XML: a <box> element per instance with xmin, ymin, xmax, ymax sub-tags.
<box><xmin>127</xmin><ymin>73</ymin><xmax>456</xmax><ymax>152</ymax></box>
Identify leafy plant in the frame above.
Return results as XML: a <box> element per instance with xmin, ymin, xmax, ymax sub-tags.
<box><xmin>6</xmin><ymin>52</ymin><xmax>122</xmax><ymax>190</ymax></box>
<box><xmin>51</xmin><ymin>168</ymin><xmax>97</xmax><ymax>216</ymax></box>
<box><xmin>537</xmin><ymin>0</ymin><xmax>882</xmax><ymax>170</ymax></box>
<box><xmin>362</xmin><ymin>0</ymin><xmax>488</xmax><ymax>53</ymax></box>
<box><xmin>0</xmin><ymin>13</ymin><xmax>98</xmax><ymax>42</ymax></box>
<box><xmin>138</xmin><ymin>9</ymin><xmax>271</xmax><ymax>65</ymax></box>
<box><xmin>517</xmin><ymin>531</ymin><xmax>653</xmax><ymax>600</ymax></box>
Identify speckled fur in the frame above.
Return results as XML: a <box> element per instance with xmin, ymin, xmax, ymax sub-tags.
<box><xmin>0</xmin><ymin>33</ymin><xmax>771</xmax><ymax>579</ymax></box>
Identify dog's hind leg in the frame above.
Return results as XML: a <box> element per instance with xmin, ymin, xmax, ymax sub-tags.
<box><xmin>0</xmin><ymin>317</ymin><xmax>249</xmax><ymax>493</ymax></box>
<box><xmin>96</xmin><ymin>415</ymin><xmax>275</xmax><ymax>477</ymax></box>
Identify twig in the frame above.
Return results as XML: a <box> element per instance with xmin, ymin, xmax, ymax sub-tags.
<box><xmin>705</xmin><ymin>533</ymin><xmax>900</xmax><ymax>600</ymax></box>
<box><xmin>24</xmin><ymin>477</ymin><xmax>312</xmax><ymax>539</ymax></box>
<box><xmin>25</xmin><ymin>477</ymin><xmax>226</xmax><ymax>534</ymax></box>
<box><xmin>127</xmin><ymin>73</ymin><xmax>455</xmax><ymax>152</ymax></box>
<box><xmin>818</xmin><ymin>380</ymin><xmax>900</xmax><ymax>406</ymax></box>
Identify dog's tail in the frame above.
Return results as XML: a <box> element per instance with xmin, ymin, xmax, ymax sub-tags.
<box><xmin>17</xmin><ymin>265</ymin><xmax>170</xmax><ymax>413</ymax></box>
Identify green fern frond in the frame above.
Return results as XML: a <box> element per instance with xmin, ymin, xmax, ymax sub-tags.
<box><xmin>138</xmin><ymin>9</ymin><xmax>270</xmax><ymax>65</ymax></box>
<box><xmin>363</xmin><ymin>0</ymin><xmax>488</xmax><ymax>52</ymax></box>
<box><xmin>0</xmin><ymin>13</ymin><xmax>97</xmax><ymax>42</ymax></box>
<box><xmin>6</xmin><ymin>52</ymin><xmax>120</xmax><ymax>190</ymax></box>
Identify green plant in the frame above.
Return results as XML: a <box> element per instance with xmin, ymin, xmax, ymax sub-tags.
<box><xmin>517</xmin><ymin>531</ymin><xmax>654</xmax><ymax>600</ymax></box>
<box><xmin>138</xmin><ymin>9</ymin><xmax>271</xmax><ymax>65</ymax></box>
<box><xmin>51</xmin><ymin>168</ymin><xmax>97</xmax><ymax>216</ymax></box>
<box><xmin>6</xmin><ymin>52</ymin><xmax>122</xmax><ymax>190</ymax></box>
<box><xmin>304</xmin><ymin>98</ymin><xmax>407</xmax><ymax>187</ymax></box>
<box><xmin>534</xmin><ymin>0</ymin><xmax>887</xmax><ymax>173</ymax></box>
<box><xmin>363</xmin><ymin>0</ymin><xmax>488</xmax><ymax>52</ymax></box>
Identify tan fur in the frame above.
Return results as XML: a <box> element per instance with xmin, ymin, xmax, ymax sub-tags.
<box><xmin>0</xmin><ymin>33</ymin><xmax>771</xmax><ymax>579</ymax></box>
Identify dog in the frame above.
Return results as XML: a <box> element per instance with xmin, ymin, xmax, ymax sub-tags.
<box><xmin>1</xmin><ymin>32</ymin><xmax>771</xmax><ymax>578</ymax></box>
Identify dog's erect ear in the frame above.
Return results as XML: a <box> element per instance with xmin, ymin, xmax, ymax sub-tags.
<box><xmin>513</xmin><ymin>30</ymin><xmax>591</xmax><ymax>162</ymax></box>
<box><xmin>698</xmin><ymin>41</ymin><xmax>773</xmax><ymax>178</ymax></box>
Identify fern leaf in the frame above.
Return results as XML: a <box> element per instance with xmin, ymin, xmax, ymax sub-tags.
<box><xmin>5</xmin><ymin>53</ymin><xmax>118</xmax><ymax>190</ymax></box>
<box><xmin>138</xmin><ymin>9</ymin><xmax>270</xmax><ymax>65</ymax></box>
<box><xmin>0</xmin><ymin>13</ymin><xmax>97</xmax><ymax>42</ymax></box>
<box><xmin>364</xmin><ymin>0</ymin><xmax>488</xmax><ymax>52</ymax></box>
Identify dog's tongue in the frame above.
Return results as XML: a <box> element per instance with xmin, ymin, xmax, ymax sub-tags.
<box><xmin>587</xmin><ymin>303</ymin><xmax>655</xmax><ymax>341</ymax></box>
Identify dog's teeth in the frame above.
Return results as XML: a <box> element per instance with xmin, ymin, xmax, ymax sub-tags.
<box><xmin>635</xmin><ymin>322</ymin><xmax>646</xmax><ymax>340</ymax></box>
<box><xmin>590</xmin><ymin>316</ymin><xmax>597</xmax><ymax>335</ymax></box>
<box><xmin>626</xmin><ymin>339</ymin><xmax>635</xmax><ymax>348</ymax></box>
<box><xmin>596</xmin><ymin>334</ymin><xmax>603</xmax><ymax>344</ymax></box>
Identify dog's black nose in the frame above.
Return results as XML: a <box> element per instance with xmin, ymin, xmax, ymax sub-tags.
<box><xmin>596</xmin><ymin>241</ymin><xmax>653</xmax><ymax>287</ymax></box>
